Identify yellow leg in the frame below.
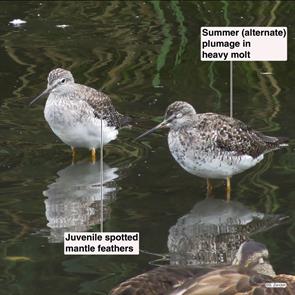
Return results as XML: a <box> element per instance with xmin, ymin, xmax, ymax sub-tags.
<box><xmin>91</xmin><ymin>148</ymin><xmax>96</xmax><ymax>163</ymax></box>
<box><xmin>71</xmin><ymin>147</ymin><xmax>77</xmax><ymax>163</ymax></box>
<box><xmin>226</xmin><ymin>176</ymin><xmax>231</xmax><ymax>201</ymax></box>
<box><xmin>207</xmin><ymin>178</ymin><xmax>213</xmax><ymax>197</ymax></box>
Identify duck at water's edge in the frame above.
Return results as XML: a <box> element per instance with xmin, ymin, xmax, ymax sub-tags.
<box><xmin>109</xmin><ymin>240</ymin><xmax>295</xmax><ymax>295</ymax></box>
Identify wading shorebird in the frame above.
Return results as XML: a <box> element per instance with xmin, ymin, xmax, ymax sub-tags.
<box><xmin>136</xmin><ymin>101</ymin><xmax>288</xmax><ymax>200</ymax></box>
<box><xmin>30</xmin><ymin>68</ymin><xmax>130</xmax><ymax>162</ymax></box>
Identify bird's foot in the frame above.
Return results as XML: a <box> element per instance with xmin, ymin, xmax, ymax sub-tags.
<box><xmin>91</xmin><ymin>148</ymin><xmax>96</xmax><ymax>163</ymax></box>
<box><xmin>226</xmin><ymin>176</ymin><xmax>231</xmax><ymax>202</ymax></box>
<box><xmin>71</xmin><ymin>147</ymin><xmax>77</xmax><ymax>164</ymax></box>
<box><xmin>206</xmin><ymin>178</ymin><xmax>214</xmax><ymax>198</ymax></box>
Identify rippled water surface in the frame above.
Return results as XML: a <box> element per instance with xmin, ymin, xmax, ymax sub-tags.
<box><xmin>0</xmin><ymin>1</ymin><xmax>295</xmax><ymax>294</ymax></box>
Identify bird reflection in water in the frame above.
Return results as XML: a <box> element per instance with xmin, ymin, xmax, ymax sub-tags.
<box><xmin>168</xmin><ymin>197</ymin><xmax>287</xmax><ymax>266</ymax></box>
<box><xmin>43</xmin><ymin>161</ymin><xmax>118</xmax><ymax>243</ymax></box>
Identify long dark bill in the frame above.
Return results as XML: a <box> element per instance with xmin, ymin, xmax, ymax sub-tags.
<box><xmin>29</xmin><ymin>87</ymin><xmax>51</xmax><ymax>106</ymax></box>
<box><xmin>135</xmin><ymin>115</ymin><xmax>174</xmax><ymax>141</ymax></box>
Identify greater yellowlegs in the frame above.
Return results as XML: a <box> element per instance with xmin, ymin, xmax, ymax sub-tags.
<box><xmin>136</xmin><ymin>101</ymin><xmax>288</xmax><ymax>199</ymax></box>
<box><xmin>30</xmin><ymin>68</ymin><xmax>130</xmax><ymax>162</ymax></box>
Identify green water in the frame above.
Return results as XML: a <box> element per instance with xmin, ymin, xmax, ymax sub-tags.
<box><xmin>0</xmin><ymin>1</ymin><xmax>294</xmax><ymax>294</ymax></box>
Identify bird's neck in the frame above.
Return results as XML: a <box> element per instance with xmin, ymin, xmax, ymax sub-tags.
<box><xmin>170</xmin><ymin>115</ymin><xmax>195</xmax><ymax>131</ymax></box>
<box><xmin>52</xmin><ymin>83</ymin><xmax>76</xmax><ymax>97</ymax></box>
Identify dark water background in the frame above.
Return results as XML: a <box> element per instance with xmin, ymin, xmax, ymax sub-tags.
<box><xmin>0</xmin><ymin>1</ymin><xmax>294</xmax><ymax>294</ymax></box>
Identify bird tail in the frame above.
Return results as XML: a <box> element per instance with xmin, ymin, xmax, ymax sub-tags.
<box><xmin>259</xmin><ymin>132</ymin><xmax>289</xmax><ymax>146</ymax></box>
<box><xmin>259</xmin><ymin>134</ymin><xmax>289</xmax><ymax>155</ymax></box>
<box><xmin>255</xmin><ymin>132</ymin><xmax>289</xmax><ymax>156</ymax></box>
<box><xmin>277</xmin><ymin>136</ymin><xmax>289</xmax><ymax>147</ymax></box>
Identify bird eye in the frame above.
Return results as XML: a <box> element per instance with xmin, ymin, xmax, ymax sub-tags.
<box><xmin>176</xmin><ymin>113</ymin><xmax>183</xmax><ymax>119</ymax></box>
<box><xmin>61</xmin><ymin>78</ymin><xmax>66</xmax><ymax>83</ymax></box>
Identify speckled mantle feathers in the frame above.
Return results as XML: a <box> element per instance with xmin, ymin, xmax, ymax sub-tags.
<box><xmin>78</xmin><ymin>84</ymin><xmax>131</xmax><ymax>128</ymax></box>
<box><xmin>177</xmin><ymin>112</ymin><xmax>288</xmax><ymax>159</ymax></box>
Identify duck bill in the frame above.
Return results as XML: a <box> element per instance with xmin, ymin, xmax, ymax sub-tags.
<box><xmin>254</xmin><ymin>262</ymin><xmax>276</xmax><ymax>277</ymax></box>
<box><xmin>135</xmin><ymin>115</ymin><xmax>174</xmax><ymax>141</ymax></box>
<box><xmin>29</xmin><ymin>87</ymin><xmax>51</xmax><ymax>106</ymax></box>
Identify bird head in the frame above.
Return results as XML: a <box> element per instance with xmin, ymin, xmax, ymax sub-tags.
<box><xmin>232</xmin><ymin>240</ymin><xmax>276</xmax><ymax>277</ymax></box>
<box><xmin>30</xmin><ymin>68</ymin><xmax>74</xmax><ymax>105</ymax></box>
<box><xmin>135</xmin><ymin>101</ymin><xmax>196</xmax><ymax>140</ymax></box>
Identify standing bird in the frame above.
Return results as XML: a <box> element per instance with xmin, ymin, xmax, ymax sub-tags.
<box><xmin>136</xmin><ymin>101</ymin><xmax>288</xmax><ymax>199</ymax></box>
<box><xmin>30</xmin><ymin>68</ymin><xmax>130</xmax><ymax>162</ymax></box>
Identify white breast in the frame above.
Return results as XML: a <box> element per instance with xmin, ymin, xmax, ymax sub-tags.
<box><xmin>44</xmin><ymin>95</ymin><xmax>118</xmax><ymax>149</ymax></box>
<box><xmin>168</xmin><ymin>132</ymin><xmax>264</xmax><ymax>179</ymax></box>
